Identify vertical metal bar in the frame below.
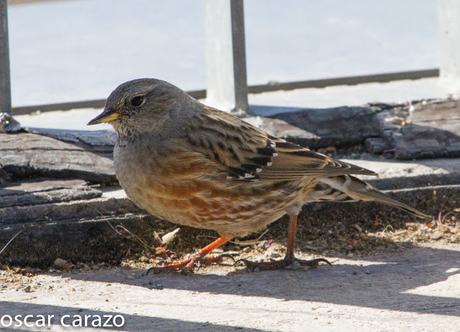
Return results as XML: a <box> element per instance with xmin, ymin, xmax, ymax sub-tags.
<box><xmin>229</xmin><ymin>0</ymin><xmax>248</xmax><ymax>114</ymax></box>
<box><xmin>0</xmin><ymin>0</ymin><xmax>11</xmax><ymax>114</ymax></box>
<box><xmin>205</xmin><ymin>0</ymin><xmax>248</xmax><ymax>114</ymax></box>
<box><xmin>439</xmin><ymin>0</ymin><xmax>460</xmax><ymax>95</ymax></box>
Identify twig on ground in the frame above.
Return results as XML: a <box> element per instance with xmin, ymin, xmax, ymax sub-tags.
<box><xmin>0</xmin><ymin>229</ymin><xmax>24</xmax><ymax>256</ymax></box>
<box><xmin>231</xmin><ymin>229</ymin><xmax>270</xmax><ymax>247</ymax></box>
<box><xmin>105</xmin><ymin>221</ymin><xmax>153</xmax><ymax>254</ymax></box>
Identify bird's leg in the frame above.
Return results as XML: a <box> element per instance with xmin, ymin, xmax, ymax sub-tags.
<box><xmin>238</xmin><ymin>215</ymin><xmax>332</xmax><ymax>271</ymax></box>
<box><xmin>287</xmin><ymin>214</ymin><xmax>332</xmax><ymax>268</ymax></box>
<box><xmin>284</xmin><ymin>214</ymin><xmax>298</xmax><ymax>263</ymax></box>
<box><xmin>149</xmin><ymin>236</ymin><xmax>232</xmax><ymax>273</ymax></box>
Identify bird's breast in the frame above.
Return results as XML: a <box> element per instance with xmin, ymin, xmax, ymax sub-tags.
<box><xmin>113</xmin><ymin>140</ymin><xmax>306</xmax><ymax>236</ymax></box>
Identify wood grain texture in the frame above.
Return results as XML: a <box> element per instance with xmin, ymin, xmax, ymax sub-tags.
<box><xmin>0</xmin><ymin>179</ymin><xmax>102</xmax><ymax>208</ymax></box>
<box><xmin>0</xmin><ymin>133</ymin><xmax>116</xmax><ymax>184</ymax></box>
<box><xmin>394</xmin><ymin>100</ymin><xmax>460</xmax><ymax>159</ymax></box>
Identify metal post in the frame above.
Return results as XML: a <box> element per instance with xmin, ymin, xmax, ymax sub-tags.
<box><xmin>205</xmin><ymin>0</ymin><xmax>248</xmax><ymax>114</ymax></box>
<box><xmin>439</xmin><ymin>0</ymin><xmax>460</xmax><ymax>96</ymax></box>
<box><xmin>0</xmin><ymin>0</ymin><xmax>11</xmax><ymax>114</ymax></box>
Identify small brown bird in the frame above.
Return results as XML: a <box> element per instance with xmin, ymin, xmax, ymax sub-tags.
<box><xmin>88</xmin><ymin>78</ymin><xmax>429</xmax><ymax>271</ymax></box>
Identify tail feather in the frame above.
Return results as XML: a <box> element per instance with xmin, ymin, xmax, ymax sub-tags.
<box><xmin>318</xmin><ymin>176</ymin><xmax>431</xmax><ymax>220</ymax></box>
<box><xmin>358</xmin><ymin>187</ymin><xmax>431</xmax><ymax>220</ymax></box>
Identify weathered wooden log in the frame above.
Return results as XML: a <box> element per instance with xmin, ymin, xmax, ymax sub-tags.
<box><xmin>393</xmin><ymin>100</ymin><xmax>460</xmax><ymax>159</ymax></box>
<box><xmin>252</xmin><ymin>100</ymin><xmax>460</xmax><ymax>159</ymax></box>
<box><xmin>266</xmin><ymin>105</ymin><xmax>382</xmax><ymax>148</ymax></box>
<box><xmin>0</xmin><ymin>193</ymin><xmax>139</xmax><ymax>224</ymax></box>
<box><xmin>24</xmin><ymin>127</ymin><xmax>116</xmax><ymax>153</ymax></box>
<box><xmin>0</xmin><ymin>133</ymin><xmax>116</xmax><ymax>185</ymax></box>
<box><xmin>0</xmin><ymin>179</ymin><xmax>102</xmax><ymax>208</ymax></box>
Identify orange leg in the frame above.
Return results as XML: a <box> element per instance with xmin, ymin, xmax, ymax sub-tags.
<box><xmin>152</xmin><ymin>236</ymin><xmax>232</xmax><ymax>272</ymax></box>
<box><xmin>238</xmin><ymin>214</ymin><xmax>332</xmax><ymax>271</ymax></box>
<box><xmin>285</xmin><ymin>214</ymin><xmax>298</xmax><ymax>262</ymax></box>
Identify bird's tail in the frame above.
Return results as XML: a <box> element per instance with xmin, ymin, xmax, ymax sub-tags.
<box><xmin>319</xmin><ymin>176</ymin><xmax>431</xmax><ymax>220</ymax></box>
<box><xmin>356</xmin><ymin>186</ymin><xmax>431</xmax><ymax>220</ymax></box>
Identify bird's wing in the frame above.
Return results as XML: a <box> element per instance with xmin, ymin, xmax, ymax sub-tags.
<box><xmin>185</xmin><ymin>106</ymin><xmax>376</xmax><ymax>181</ymax></box>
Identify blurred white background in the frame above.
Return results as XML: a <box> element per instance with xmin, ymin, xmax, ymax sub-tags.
<box><xmin>8</xmin><ymin>0</ymin><xmax>438</xmax><ymax>106</ymax></box>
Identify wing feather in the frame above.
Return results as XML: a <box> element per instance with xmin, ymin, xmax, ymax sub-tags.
<box><xmin>185</xmin><ymin>106</ymin><xmax>376</xmax><ymax>181</ymax></box>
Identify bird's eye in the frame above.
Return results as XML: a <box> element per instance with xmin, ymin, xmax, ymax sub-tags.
<box><xmin>130</xmin><ymin>95</ymin><xmax>145</xmax><ymax>107</ymax></box>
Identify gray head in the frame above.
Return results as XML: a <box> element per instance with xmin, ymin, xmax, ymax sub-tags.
<box><xmin>88</xmin><ymin>78</ymin><xmax>193</xmax><ymax>136</ymax></box>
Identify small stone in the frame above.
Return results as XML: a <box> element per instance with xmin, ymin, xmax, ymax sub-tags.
<box><xmin>161</xmin><ymin>228</ymin><xmax>180</xmax><ymax>245</ymax></box>
<box><xmin>53</xmin><ymin>258</ymin><xmax>73</xmax><ymax>271</ymax></box>
<box><xmin>242</xmin><ymin>247</ymin><xmax>252</xmax><ymax>253</ymax></box>
<box><xmin>269</xmin><ymin>252</ymin><xmax>282</xmax><ymax>259</ymax></box>
<box><xmin>450</xmin><ymin>234</ymin><xmax>460</xmax><ymax>243</ymax></box>
<box><xmin>431</xmin><ymin>231</ymin><xmax>443</xmax><ymax>240</ymax></box>
<box><xmin>0</xmin><ymin>113</ymin><xmax>21</xmax><ymax>133</ymax></box>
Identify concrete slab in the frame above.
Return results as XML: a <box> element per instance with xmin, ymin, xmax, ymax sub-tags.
<box><xmin>1</xmin><ymin>244</ymin><xmax>459</xmax><ymax>331</ymax></box>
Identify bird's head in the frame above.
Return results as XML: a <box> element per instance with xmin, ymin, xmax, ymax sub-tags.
<box><xmin>88</xmin><ymin>78</ymin><xmax>187</xmax><ymax>136</ymax></box>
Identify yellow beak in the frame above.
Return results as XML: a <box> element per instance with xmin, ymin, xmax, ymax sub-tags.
<box><xmin>87</xmin><ymin>108</ymin><xmax>120</xmax><ymax>125</ymax></box>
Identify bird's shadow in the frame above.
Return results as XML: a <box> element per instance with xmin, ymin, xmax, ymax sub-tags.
<box><xmin>0</xmin><ymin>301</ymin><xmax>266</xmax><ymax>332</ymax></box>
<box><xmin>63</xmin><ymin>244</ymin><xmax>460</xmax><ymax>318</ymax></box>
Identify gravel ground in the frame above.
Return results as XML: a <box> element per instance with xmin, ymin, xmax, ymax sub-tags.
<box><xmin>1</xmin><ymin>241</ymin><xmax>459</xmax><ymax>332</ymax></box>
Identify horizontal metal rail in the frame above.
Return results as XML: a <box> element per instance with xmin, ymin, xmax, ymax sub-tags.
<box><xmin>12</xmin><ymin>68</ymin><xmax>439</xmax><ymax>116</ymax></box>
<box><xmin>248</xmin><ymin>68</ymin><xmax>439</xmax><ymax>93</ymax></box>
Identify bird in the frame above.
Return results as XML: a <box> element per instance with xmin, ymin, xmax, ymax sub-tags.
<box><xmin>88</xmin><ymin>78</ymin><xmax>430</xmax><ymax>272</ymax></box>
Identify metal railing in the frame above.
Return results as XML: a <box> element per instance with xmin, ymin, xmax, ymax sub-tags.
<box><xmin>0</xmin><ymin>0</ymin><xmax>454</xmax><ymax>116</ymax></box>
<box><xmin>0</xmin><ymin>0</ymin><xmax>11</xmax><ymax>115</ymax></box>
<box><xmin>10</xmin><ymin>69</ymin><xmax>439</xmax><ymax>116</ymax></box>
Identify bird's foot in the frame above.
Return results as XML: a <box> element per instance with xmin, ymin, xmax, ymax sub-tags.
<box><xmin>154</xmin><ymin>245</ymin><xmax>174</xmax><ymax>257</ymax></box>
<box><xmin>236</xmin><ymin>257</ymin><xmax>332</xmax><ymax>272</ymax></box>
<box><xmin>146</xmin><ymin>254</ymin><xmax>234</xmax><ymax>274</ymax></box>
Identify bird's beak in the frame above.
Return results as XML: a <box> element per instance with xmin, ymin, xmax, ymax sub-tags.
<box><xmin>87</xmin><ymin>108</ymin><xmax>120</xmax><ymax>125</ymax></box>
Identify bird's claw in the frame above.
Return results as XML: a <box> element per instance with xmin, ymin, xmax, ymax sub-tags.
<box><xmin>296</xmin><ymin>257</ymin><xmax>332</xmax><ymax>267</ymax></box>
<box><xmin>234</xmin><ymin>257</ymin><xmax>332</xmax><ymax>272</ymax></box>
<box><xmin>145</xmin><ymin>253</ymin><xmax>235</xmax><ymax>274</ymax></box>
